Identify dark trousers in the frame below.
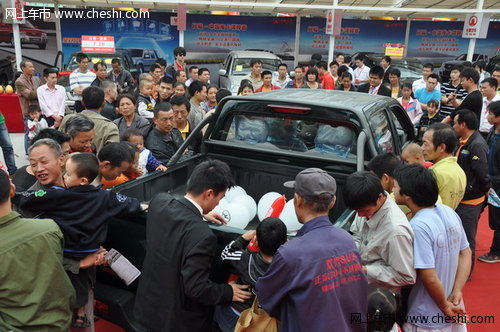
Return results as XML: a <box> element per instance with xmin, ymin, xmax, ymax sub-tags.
<box><xmin>489</xmin><ymin>204</ymin><xmax>500</xmax><ymax>256</ymax></box>
<box><xmin>456</xmin><ymin>202</ymin><xmax>483</xmax><ymax>273</ymax></box>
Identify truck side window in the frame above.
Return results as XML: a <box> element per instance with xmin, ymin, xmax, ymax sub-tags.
<box><xmin>368</xmin><ymin>109</ymin><xmax>394</xmax><ymax>154</ymax></box>
<box><xmin>387</xmin><ymin>106</ymin><xmax>408</xmax><ymax>150</ymax></box>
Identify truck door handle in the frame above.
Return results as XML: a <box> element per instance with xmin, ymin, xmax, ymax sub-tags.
<box><xmin>276</xmin><ymin>158</ymin><xmax>290</xmax><ymax>164</ymax></box>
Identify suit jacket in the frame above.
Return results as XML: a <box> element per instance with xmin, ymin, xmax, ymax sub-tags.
<box><xmin>59</xmin><ymin>109</ymin><xmax>119</xmax><ymax>152</ymax></box>
<box><xmin>134</xmin><ymin>194</ymin><xmax>233</xmax><ymax>332</ymax></box>
<box><xmin>356</xmin><ymin>83</ymin><xmax>392</xmax><ymax>97</ymax></box>
<box><xmin>15</xmin><ymin>74</ymin><xmax>42</xmax><ymax>115</ymax></box>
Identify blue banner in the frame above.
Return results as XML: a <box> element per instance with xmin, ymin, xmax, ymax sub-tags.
<box><xmin>407</xmin><ymin>21</ymin><xmax>468</xmax><ymax>58</ymax></box>
<box><xmin>60</xmin><ymin>9</ymin><xmax>178</xmax><ymax>65</ymax></box>
<box><xmin>185</xmin><ymin>14</ymin><xmax>296</xmax><ymax>59</ymax></box>
<box><xmin>299</xmin><ymin>18</ymin><xmax>407</xmax><ymax>56</ymax></box>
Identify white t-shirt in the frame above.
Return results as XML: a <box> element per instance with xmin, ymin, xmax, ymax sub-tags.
<box><xmin>407</xmin><ymin>204</ymin><xmax>469</xmax><ymax>329</ymax></box>
<box><xmin>480</xmin><ymin>94</ymin><xmax>500</xmax><ymax>133</ymax></box>
<box><xmin>353</xmin><ymin>65</ymin><xmax>370</xmax><ymax>86</ymax></box>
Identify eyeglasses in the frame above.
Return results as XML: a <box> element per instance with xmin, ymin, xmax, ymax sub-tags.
<box><xmin>177</xmin><ymin>53</ymin><xmax>186</xmax><ymax>57</ymax></box>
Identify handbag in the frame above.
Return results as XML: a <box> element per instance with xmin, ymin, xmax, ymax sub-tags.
<box><xmin>234</xmin><ymin>297</ymin><xmax>279</xmax><ymax>332</ymax></box>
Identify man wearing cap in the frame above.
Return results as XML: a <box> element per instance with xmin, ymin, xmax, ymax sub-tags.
<box><xmin>256</xmin><ymin>168</ymin><xmax>367</xmax><ymax>332</ymax></box>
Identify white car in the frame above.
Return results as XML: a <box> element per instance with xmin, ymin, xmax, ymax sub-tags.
<box><xmin>218</xmin><ymin>50</ymin><xmax>282</xmax><ymax>94</ymax></box>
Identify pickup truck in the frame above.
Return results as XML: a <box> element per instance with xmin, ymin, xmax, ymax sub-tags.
<box><xmin>95</xmin><ymin>89</ymin><xmax>415</xmax><ymax>331</ymax></box>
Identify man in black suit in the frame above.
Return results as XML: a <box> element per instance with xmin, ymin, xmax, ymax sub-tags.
<box><xmin>134</xmin><ymin>159</ymin><xmax>252</xmax><ymax>332</ymax></box>
<box><xmin>356</xmin><ymin>65</ymin><xmax>392</xmax><ymax>97</ymax></box>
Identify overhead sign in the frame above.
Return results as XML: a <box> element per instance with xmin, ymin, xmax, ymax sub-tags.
<box><xmin>325</xmin><ymin>10</ymin><xmax>342</xmax><ymax>36</ymax></box>
<box><xmin>81</xmin><ymin>35</ymin><xmax>115</xmax><ymax>53</ymax></box>
<box><xmin>462</xmin><ymin>13</ymin><xmax>490</xmax><ymax>39</ymax></box>
<box><xmin>2</xmin><ymin>0</ymin><xmax>26</xmax><ymax>24</ymax></box>
<box><xmin>385</xmin><ymin>43</ymin><xmax>405</xmax><ymax>57</ymax></box>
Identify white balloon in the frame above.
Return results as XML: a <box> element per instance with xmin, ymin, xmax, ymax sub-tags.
<box><xmin>279</xmin><ymin>199</ymin><xmax>303</xmax><ymax>232</ymax></box>
<box><xmin>257</xmin><ymin>192</ymin><xmax>282</xmax><ymax>221</ymax></box>
<box><xmin>213</xmin><ymin>198</ymin><xmax>230</xmax><ymax>214</ymax></box>
<box><xmin>219</xmin><ymin>203</ymin><xmax>250</xmax><ymax>229</ymax></box>
<box><xmin>218</xmin><ymin>197</ymin><xmax>230</xmax><ymax>208</ymax></box>
<box><xmin>232</xmin><ymin>195</ymin><xmax>257</xmax><ymax>220</ymax></box>
<box><xmin>225</xmin><ymin>186</ymin><xmax>247</xmax><ymax>202</ymax></box>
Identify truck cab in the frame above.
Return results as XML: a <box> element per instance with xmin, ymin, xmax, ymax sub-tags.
<box><xmin>95</xmin><ymin>90</ymin><xmax>415</xmax><ymax>330</ymax></box>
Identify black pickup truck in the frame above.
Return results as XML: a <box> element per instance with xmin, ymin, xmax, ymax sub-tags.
<box><xmin>96</xmin><ymin>89</ymin><xmax>415</xmax><ymax>331</ymax></box>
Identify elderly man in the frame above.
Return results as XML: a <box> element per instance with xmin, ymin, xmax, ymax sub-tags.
<box><xmin>422</xmin><ymin>123</ymin><xmax>466</xmax><ymax>210</ymax></box>
<box><xmin>107</xmin><ymin>58</ymin><xmax>135</xmax><ymax>93</ymax></box>
<box><xmin>65</xmin><ymin>114</ymin><xmax>95</xmax><ymax>153</ymax></box>
<box><xmin>146</xmin><ymin>102</ymin><xmax>184</xmax><ymax>164</ymax></box>
<box><xmin>257</xmin><ymin>168</ymin><xmax>367</xmax><ymax>332</ymax></box>
<box><xmin>16</xmin><ymin>60</ymin><xmax>42</xmax><ymax>152</ymax></box>
<box><xmin>0</xmin><ymin>169</ymin><xmax>75</xmax><ymax>331</ymax></box>
<box><xmin>100</xmin><ymin>80</ymin><xmax>119</xmax><ymax>121</ymax></box>
<box><xmin>59</xmin><ymin>86</ymin><xmax>119</xmax><ymax>153</ymax></box>
<box><xmin>91</xmin><ymin>62</ymin><xmax>108</xmax><ymax>88</ymax></box>
<box><xmin>15</xmin><ymin>60</ymin><xmax>42</xmax><ymax>116</ymax></box>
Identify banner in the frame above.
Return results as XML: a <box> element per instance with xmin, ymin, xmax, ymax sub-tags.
<box><xmin>407</xmin><ymin>21</ymin><xmax>468</xmax><ymax>59</ymax></box>
<box><xmin>407</xmin><ymin>20</ymin><xmax>499</xmax><ymax>61</ymax></box>
<box><xmin>185</xmin><ymin>14</ymin><xmax>296</xmax><ymax>60</ymax></box>
<box><xmin>299</xmin><ymin>18</ymin><xmax>407</xmax><ymax>59</ymax></box>
<box><xmin>60</xmin><ymin>9</ymin><xmax>178</xmax><ymax>65</ymax></box>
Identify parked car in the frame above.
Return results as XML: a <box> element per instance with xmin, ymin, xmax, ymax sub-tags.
<box><xmin>486</xmin><ymin>52</ymin><xmax>500</xmax><ymax>74</ymax></box>
<box><xmin>93</xmin><ymin>89</ymin><xmax>416</xmax><ymax>331</ymax></box>
<box><xmin>0</xmin><ymin>18</ymin><xmax>47</xmax><ymax>49</ymax></box>
<box><xmin>123</xmin><ymin>48</ymin><xmax>158</xmax><ymax>73</ymax></box>
<box><xmin>361</xmin><ymin>53</ymin><xmax>423</xmax><ymax>83</ymax></box>
<box><xmin>219</xmin><ymin>50</ymin><xmax>282</xmax><ymax>94</ymax></box>
<box><xmin>439</xmin><ymin>53</ymin><xmax>489</xmax><ymax>82</ymax></box>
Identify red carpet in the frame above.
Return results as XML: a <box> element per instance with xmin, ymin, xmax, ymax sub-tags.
<box><xmin>96</xmin><ymin>208</ymin><xmax>500</xmax><ymax>332</ymax></box>
<box><xmin>463</xmin><ymin>207</ymin><xmax>500</xmax><ymax>331</ymax></box>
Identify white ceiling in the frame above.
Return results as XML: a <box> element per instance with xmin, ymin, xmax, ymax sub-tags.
<box><xmin>48</xmin><ymin>0</ymin><xmax>500</xmax><ymax>18</ymax></box>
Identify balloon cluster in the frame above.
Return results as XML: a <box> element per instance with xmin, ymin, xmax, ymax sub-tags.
<box><xmin>257</xmin><ymin>192</ymin><xmax>303</xmax><ymax>232</ymax></box>
<box><xmin>214</xmin><ymin>187</ymin><xmax>303</xmax><ymax>232</ymax></box>
<box><xmin>214</xmin><ymin>186</ymin><xmax>257</xmax><ymax>229</ymax></box>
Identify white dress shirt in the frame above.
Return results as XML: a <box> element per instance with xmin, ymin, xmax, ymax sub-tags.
<box><xmin>353</xmin><ymin>65</ymin><xmax>370</xmax><ymax>86</ymax></box>
<box><xmin>480</xmin><ymin>94</ymin><xmax>500</xmax><ymax>133</ymax></box>
<box><xmin>37</xmin><ymin>84</ymin><xmax>66</xmax><ymax>118</ymax></box>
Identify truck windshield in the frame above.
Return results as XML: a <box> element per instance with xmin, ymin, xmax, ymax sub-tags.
<box><xmin>214</xmin><ymin>103</ymin><xmax>360</xmax><ymax>161</ymax></box>
<box><xmin>67</xmin><ymin>55</ymin><xmax>119</xmax><ymax>72</ymax></box>
<box><xmin>232</xmin><ymin>58</ymin><xmax>281</xmax><ymax>75</ymax></box>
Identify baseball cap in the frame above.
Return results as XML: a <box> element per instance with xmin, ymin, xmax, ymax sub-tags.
<box><xmin>284</xmin><ymin>168</ymin><xmax>337</xmax><ymax>198</ymax></box>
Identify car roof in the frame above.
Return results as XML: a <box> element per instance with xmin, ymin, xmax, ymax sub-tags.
<box><xmin>229</xmin><ymin>89</ymin><xmax>395</xmax><ymax>115</ymax></box>
<box><xmin>228</xmin><ymin>50</ymin><xmax>281</xmax><ymax>59</ymax></box>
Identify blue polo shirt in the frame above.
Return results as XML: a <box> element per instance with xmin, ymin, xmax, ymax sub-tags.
<box><xmin>415</xmin><ymin>88</ymin><xmax>442</xmax><ymax>106</ymax></box>
<box><xmin>256</xmin><ymin>216</ymin><xmax>368</xmax><ymax>332</ymax></box>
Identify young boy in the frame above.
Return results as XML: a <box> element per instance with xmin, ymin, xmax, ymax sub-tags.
<box><xmin>137</xmin><ymin>79</ymin><xmax>156</xmax><ymax>119</ymax></box>
<box><xmin>13</xmin><ymin>153</ymin><xmax>144</xmax><ymax>328</ymax></box>
<box><xmin>124</xmin><ymin>129</ymin><xmax>167</xmax><ymax>174</ymax></box>
<box><xmin>27</xmin><ymin>105</ymin><xmax>49</xmax><ymax>141</ymax></box>
<box><xmin>255</xmin><ymin>71</ymin><xmax>280</xmax><ymax>93</ymax></box>
<box><xmin>214</xmin><ymin>217</ymin><xmax>287</xmax><ymax>332</ymax></box>
<box><xmin>417</xmin><ymin>99</ymin><xmax>441</xmax><ymax>142</ymax></box>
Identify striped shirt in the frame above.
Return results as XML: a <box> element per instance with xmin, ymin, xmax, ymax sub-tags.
<box><xmin>69</xmin><ymin>69</ymin><xmax>96</xmax><ymax>101</ymax></box>
<box><xmin>440</xmin><ymin>81</ymin><xmax>467</xmax><ymax>118</ymax></box>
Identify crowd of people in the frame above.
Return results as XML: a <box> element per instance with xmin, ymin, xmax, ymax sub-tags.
<box><xmin>0</xmin><ymin>44</ymin><xmax>499</xmax><ymax>332</ymax></box>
